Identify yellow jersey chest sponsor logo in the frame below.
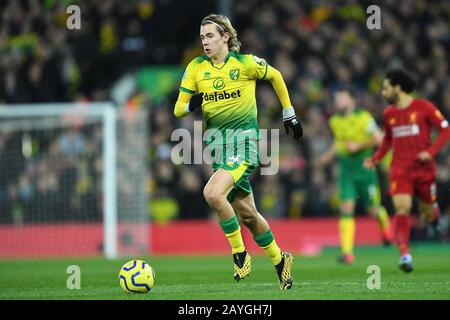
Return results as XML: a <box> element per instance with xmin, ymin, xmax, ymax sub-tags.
<box><xmin>203</xmin><ymin>90</ymin><xmax>242</xmax><ymax>102</ymax></box>
<box><xmin>213</xmin><ymin>78</ymin><xmax>225</xmax><ymax>90</ymax></box>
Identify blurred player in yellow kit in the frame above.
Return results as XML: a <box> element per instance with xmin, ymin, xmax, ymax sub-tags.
<box><xmin>173</xmin><ymin>14</ymin><xmax>303</xmax><ymax>289</ymax></box>
<box><xmin>320</xmin><ymin>87</ymin><xmax>393</xmax><ymax>264</ymax></box>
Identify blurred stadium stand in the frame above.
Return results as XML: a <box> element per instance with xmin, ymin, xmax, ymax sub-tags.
<box><xmin>0</xmin><ymin>0</ymin><xmax>449</xmax><ymax>250</ymax></box>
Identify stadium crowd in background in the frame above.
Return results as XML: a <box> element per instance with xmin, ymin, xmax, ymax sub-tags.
<box><xmin>0</xmin><ymin>0</ymin><xmax>449</xmax><ymax>240</ymax></box>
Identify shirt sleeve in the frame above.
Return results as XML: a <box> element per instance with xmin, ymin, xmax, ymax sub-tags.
<box><xmin>423</xmin><ymin>101</ymin><xmax>450</xmax><ymax>157</ymax></box>
<box><xmin>366</xmin><ymin>115</ymin><xmax>380</xmax><ymax>134</ymax></box>
<box><xmin>372</xmin><ymin>110</ymin><xmax>392</xmax><ymax>162</ymax></box>
<box><xmin>424</xmin><ymin>100</ymin><xmax>449</xmax><ymax>130</ymax></box>
<box><xmin>173</xmin><ymin>90</ymin><xmax>192</xmax><ymax>118</ymax></box>
<box><xmin>246</xmin><ymin>54</ymin><xmax>269</xmax><ymax>80</ymax></box>
<box><xmin>179</xmin><ymin>60</ymin><xmax>198</xmax><ymax>94</ymax></box>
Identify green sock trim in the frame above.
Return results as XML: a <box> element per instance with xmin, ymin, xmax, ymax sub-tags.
<box><xmin>340</xmin><ymin>212</ymin><xmax>354</xmax><ymax>219</ymax></box>
<box><xmin>219</xmin><ymin>216</ymin><xmax>240</xmax><ymax>234</ymax></box>
<box><xmin>254</xmin><ymin>230</ymin><xmax>275</xmax><ymax>247</ymax></box>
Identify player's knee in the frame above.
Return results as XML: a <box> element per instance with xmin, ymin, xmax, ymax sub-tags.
<box><xmin>203</xmin><ymin>187</ymin><xmax>224</xmax><ymax>208</ymax></box>
<box><xmin>395</xmin><ymin>208</ymin><xmax>410</xmax><ymax>215</ymax></box>
<box><xmin>368</xmin><ymin>207</ymin><xmax>378</xmax><ymax>218</ymax></box>
<box><xmin>340</xmin><ymin>202</ymin><xmax>354</xmax><ymax>214</ymax></box>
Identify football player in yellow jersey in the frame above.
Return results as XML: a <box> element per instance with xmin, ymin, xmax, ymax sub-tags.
<box><xmin>174</xmin><ymin>14</ymin><xmax>303</xmax><ymax>290</ymax></box>
<box><xmin>319</xmin><ymin>87</ymin><xmax>393</xmax><ymax>264</ymax></box>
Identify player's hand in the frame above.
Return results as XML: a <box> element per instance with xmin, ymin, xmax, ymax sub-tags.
<box><xmin>363</xmin><ymin>157</ymin><xmax>377</xmax><ymax>169</ymax></box>
<box><xmin>188</xmin><ymin>93</ymin><xmax>203</xmax><ymax>112</ymax></box>
<box><xmin>284</xmin><ymin>116</ymin><xmax>303</xmax><ymax>140</ymax></box>
<box><xmin>417</xmin><ymin>151</ymin><xmax>432</xmax><ymax>162</ymax></box>
<box><xmin>283</xmin><ymin>106</ymin><xmax>303</xmax><ymax>140</ymax></box>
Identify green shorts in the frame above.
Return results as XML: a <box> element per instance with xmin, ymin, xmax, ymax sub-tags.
<box><xmin>338</xmin><ymin>166</ymin><xmax>381</xmax><ymax>208</ymax></box>
<box><xmin>210</xmin><ymin>139</ymin><xmax>259</xmax><ymax>203</ymax></box>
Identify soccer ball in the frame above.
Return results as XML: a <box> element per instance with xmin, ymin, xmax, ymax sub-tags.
<box><xmin>118</xmin><ymin>259</ymin><xmax>155</xmax><ymax>293</ymax></box>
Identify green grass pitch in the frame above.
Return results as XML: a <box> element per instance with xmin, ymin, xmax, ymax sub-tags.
<box><xmin>1</xmin><ymin>244</ymin><xmax>449</xmax><ymax>300</ymax></box>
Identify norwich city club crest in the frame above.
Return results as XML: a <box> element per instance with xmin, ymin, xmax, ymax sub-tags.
<box><xmin>229</xmin><ymin>68</ymin><xmax>240</xmax><ymax>80</ymax></box>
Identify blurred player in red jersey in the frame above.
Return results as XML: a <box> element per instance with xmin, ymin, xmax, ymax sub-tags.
<box><xmin>364</xmin><ymin>68</ymin><xmax>450</xmax><ymax>273</ymax></box>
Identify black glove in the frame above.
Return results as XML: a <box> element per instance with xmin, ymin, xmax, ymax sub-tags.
<box><xmin>283</xmin><ymin>115</ymin><xmax>303</xmax><ymax>140</ymax></box>
<box><xmin>188</xmin><ymin>93</ymin><xmax>203</xmax><ymax>112</ymax></box>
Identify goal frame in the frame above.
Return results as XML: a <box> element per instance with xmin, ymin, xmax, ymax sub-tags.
<box><xmin>0</xmin><ymin>102</ymin><xmax>118</xmax><ymax>259</ymax></box>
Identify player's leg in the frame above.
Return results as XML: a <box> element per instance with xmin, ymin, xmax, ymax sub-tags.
<box><xmin>337</xmin><ymin>200</ymin><xmax>356</xmax><ymax>264</ymax></box>
<box><xmin>203</xmin><ymin>168</ymin><xmax>246</xmax><ymax>252</ymax></box>
<box><xmin>367</xmin><ymin>205</ymin><xmax>392</xmax><ymax>245</ymax></box>
<box><xmin>231</xmin><ymin>190</ymin><xmax>270</xmax><ymax>235</ymax></box>
<box><xmin>390</xmin><ymin>172</ymin><xmax>415</xmax><ymax>272</ymax></box>
<box><xmin>203</xmin><ymin>169</ymin><xmax>249</xmax><ymax>280</ymax></box>
<box><xmin>336</xmin><ymin>173</ymin><xmax>356</xmax><ymax>264</ymax></box>
<box><xmin>231</xmin><ymin>190</ymin><xmax>293</xmax><ymax>290</ymax></box>
<box><xmin>203</xmin><ymin>168</ymin><xmax>236</xmax><ymax>221</ymax></box>
<box><xmin>416</xmin><ymin>178</ymin><xmax>441</xmax><ymax>234</ymax></box>
<box><xmin>361</xmin><ymin>174</ymin><xmax>393</xmax><ymax>245</ymax></box>
<box><xmin>392</xmin><ymin>193</ymin><xmax>414</xmax><ymax>272</ymax></box>
<box><xmin>418</xmin><ymin>199</ymin><xmax>436</xmax><ymax>223</ymax></box>
<box><xmin>420</xmin><ymin>201</ymin><xmax>443</xmax><ymax>239</ymax></box>
<box><xmin>205</xmin><ymin>139</ymin><xmax>262</xmax><ymax>281</ymax></box>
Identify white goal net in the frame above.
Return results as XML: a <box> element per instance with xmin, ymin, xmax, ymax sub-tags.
<box><xmin>0</xmin><ymin>102</ymin><xmax>149</xmax><ymax>259</ymax></box>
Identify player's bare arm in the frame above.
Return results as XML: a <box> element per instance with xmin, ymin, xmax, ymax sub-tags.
<box><xmin>346</xmin><ymin>127</ymin><xmax>382</xmax><ymax>153</ymax></box>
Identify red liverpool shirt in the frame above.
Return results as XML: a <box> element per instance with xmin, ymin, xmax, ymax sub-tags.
<box><xmin>373</xmin><ymin>99</ymin><xmax>450</xmax><ymax>173</ymax></box>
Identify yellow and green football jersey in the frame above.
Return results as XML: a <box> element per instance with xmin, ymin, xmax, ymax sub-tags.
<box><xmin>329</xmin><ymin>108</ymin><xmax>381</xmax><ymax>205</ymax></box>
<box><xmin>329</xmin><ymin>108</ymin><xmax>378</xmax><ymax>157</ymax></box>
<box><xmin>180</xmin><ymin>51</ymin><xmax>268</xmax><ymax>145</ymax></box>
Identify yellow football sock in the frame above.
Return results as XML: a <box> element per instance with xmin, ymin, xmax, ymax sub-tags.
<box><xmin>376</xmin><ymin>206</ymin><xmax>390</xmax><ymax>232</ymax></box>
<box><xmin>339</xmin><ymin>215</ymin><xmax>355</xmax><ymax>255</ymax></box>
<box><xmin>225</xmin><ymin>228</ymin><xmax>246</xmax><ymax>254</ymax></box>
<box><xmin>254</xmin><ymin>230</ymin><xmax>282</xmax><ymax>265</ymax></box>
<box><xmin>220</xmin><ymin>216</ymin><xmax>246</xmax><ymax>254</ymax></box>
<box><xmin>261</xmin><ymin>240</ymin><xmax>282</xmax><ymax>265</ymax></box>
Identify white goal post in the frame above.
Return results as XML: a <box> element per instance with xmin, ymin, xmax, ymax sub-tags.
<box><xmin>0</xmin><ymin>102</ymin><xmax>149</xmax><ymax>259</ymax></box>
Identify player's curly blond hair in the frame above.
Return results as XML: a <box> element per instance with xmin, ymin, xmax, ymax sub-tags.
<box><xmin>201</xmin><ymin>14</ymin><xmax>241</xmax><ymax>53</ymax></box>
